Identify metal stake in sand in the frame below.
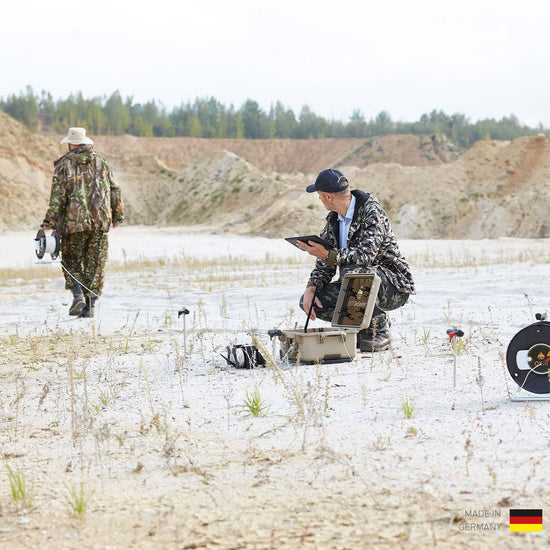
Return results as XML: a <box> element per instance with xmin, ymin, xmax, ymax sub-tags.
<box><xmin>178</xmin><ymin>308</ymin><xmax>190</xmax><ymax>357</ymax></box>
<box><xmin>268</xmin><ymin>329</ymin><xmax>283</xmax><ymax>362</ymax></box>
<box><xmin>446</xmin><ymin>328</ymin><xmax>464</xmax><ymax>389</ymax></box>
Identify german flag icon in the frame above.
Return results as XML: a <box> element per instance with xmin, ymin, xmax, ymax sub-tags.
<box><xmin>510</xmin><ymin>509</ymin><xmax>543</xmax><ymax>532</ymax></box>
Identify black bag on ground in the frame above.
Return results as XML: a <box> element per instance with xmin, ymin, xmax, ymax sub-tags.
<box><xmin>222</xmin><ymin>345</ymin><xmax>266</xmax><ymax>369</ymax></box>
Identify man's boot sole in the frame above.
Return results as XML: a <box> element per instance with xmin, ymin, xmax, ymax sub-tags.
<box><xmin>78</xmin><ymin>297</ymin><xmax>95</xmax><ymax>318</ymax></box>
<box><xmin>77</xmin><ymin>308</ymin><xmax>94</xmax><ymax>318</ymax></box>
<box><xmin>359</xmin><ymin>340</ymin><xmax>391</xmax><ymax>353</ymax></box>
<box><xmin>69</xmin><ymin>300</ymin><xmax>86</xmax><ymax>316</ymax></box>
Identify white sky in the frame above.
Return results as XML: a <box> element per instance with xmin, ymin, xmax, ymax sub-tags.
<box><xmin>2</xmin><ymin>0</ymin><xmax>550</xmax><ymax>127</ymax></box>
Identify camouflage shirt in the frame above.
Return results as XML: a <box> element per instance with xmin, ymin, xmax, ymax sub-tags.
<box><xmin>44</xmin><ymin>145</ymin><xmax>124</xmax><ymax>234</ymax></box>
<box><xmin>307</xmin><ymin>189</ymin><xmax>415</xmax><ymax>294</ymax></box>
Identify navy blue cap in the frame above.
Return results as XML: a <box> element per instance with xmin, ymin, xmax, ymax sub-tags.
<box><xmin>306</xmin><ymin>168</ymin><xmax>349</xmax><ymax>193</ymax></box>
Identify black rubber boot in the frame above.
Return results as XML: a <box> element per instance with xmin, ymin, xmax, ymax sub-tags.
<box><xmin>358</xmin><ymin>329</ymin><xmax>391</xmax><ymax>352</ymax></box>
<box><xmin>69</xmin><ymin>285</ymin><xmax>85</xmax><ymax>316</ymax></box>
<box><xmin>78</xmin><ymin>297</ymin><xmax>96</xmax><ymax>318</ymax></box>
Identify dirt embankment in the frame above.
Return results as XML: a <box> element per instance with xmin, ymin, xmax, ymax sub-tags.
<box><xmin>92</xmin><ymin>133</ymin><xmax>459</xmax><ymax>173</ymax></box>
<box><xmin>0</xmin><ymin>113</ymin><xmax>60</xmax><ymax>230</ymax></box>
<box><xmin>1</xmin><ymin>111</ymin><xmax>549</xmax><ymax>238</ymax></box>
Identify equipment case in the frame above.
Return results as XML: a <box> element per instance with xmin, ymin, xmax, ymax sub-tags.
<box><xmin>273</xmin><ymin>270</ymin><xmax>381</xmax><ymax>364</ymax></box>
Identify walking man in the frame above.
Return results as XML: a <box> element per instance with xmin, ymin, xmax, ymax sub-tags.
<box><xmin>42</xmin><ymin>127</ymin><xmax>124</xmax><ymax>318</ymax></box>
<box><xmin>298</xmin><ymin>168</ymin><xmax>414</xmax><ymax>352</ymax></box>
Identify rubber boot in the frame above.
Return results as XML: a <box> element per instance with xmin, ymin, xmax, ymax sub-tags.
<box><xmin>78</xmin><ymin>297</ymin><xmax>96</xmax><ymax>318</ymax></box>
<box><xmin>69</xmin><ymin>285</ymin><xmax>85</xmax><ymax>316</ymax></box>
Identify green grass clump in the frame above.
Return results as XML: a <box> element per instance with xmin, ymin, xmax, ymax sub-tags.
<box><xmin>401</xmin><ymin>395</ymin><xmax>416</xmax><ymax>419</ymax></box>
<box><xmin>66</xmin><ymin>482</ymin><xmax>89</xmax><ymax>518</ymax></box>
<box><xmin>239</xmin><ymin>388</ymin><xmax>270</xmax><ymax>418</ymax></box>
<box><xmin>6</xmin><ymin>464</ymin><xmax>33</xmax><ymax>510</ymax></box>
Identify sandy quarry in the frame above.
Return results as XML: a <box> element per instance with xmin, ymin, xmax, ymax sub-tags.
<box><xmin>1</xmin><ymin>110</ymin><xmax>550</xmax><ymax>240</ymax></box>
<box><xmin>2</xmin><ymin>110</ymin><xmax>550</xmax><ymax>548</ymax></box>
<box><xmin>0</xmin><ymin>227</ymin><xmax>549</xmax><ymax>549</ymax></box>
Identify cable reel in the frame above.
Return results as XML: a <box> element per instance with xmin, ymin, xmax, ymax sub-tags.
<box><xmin>506</xmin><ymin>313</ymin><xmax>550</xmax><ymax>395</ymax></box>
<box><xmin>35</xmin><ymin>228</ymin><xmax>61</xmax><ymax>261</ymax></box>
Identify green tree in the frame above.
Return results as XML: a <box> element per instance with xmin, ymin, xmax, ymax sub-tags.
<box><xmin>294</xmin><ymin>105</ymin><xmax>327</xmax><ymax>138</ymax></box>
<box><xmin>1</xmin><ymin>86</ymin><xmax>548</xmax><ymax>143</ymax></box>
<box><xmin>188</xmin><ymin>114</ymin><xmax>203</xmax><ymax>137</ymax></box>
<box><xmin>241</xmin><ymin>99</ymin><xmax>265</xmax><ymax>138</ymax></box>
<box><xmin>104</xmin><ymin>91</ymin><xmax>130</xmax><ymax>135</ymax></box>
<box><xmin>273</xmin><ymin>101</ymin><xmax>297</xmax><ymax>138</ymax></box>
<box><xmin>38</xmin><ymin>90</ymin><xmax>55</xmax><ymax>129</ymax></box>
<box><xmin>373</xmin><ymin>110</ymin><xmax>393</xmax><ymax>136</ymax></box>
<box><xmin>347</xmin><ymin>109</ymin><xmax>367</xmax><ymax>138</ymax></box>
<box><xmin>1</xmin><ymin>86</ymin><xmax>38</xmax><ymax>128</ymax></box>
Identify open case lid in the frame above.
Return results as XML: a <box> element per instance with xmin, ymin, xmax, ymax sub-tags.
<box><xmin>330</xmin><ymin>269</ymin><xmax>381</xmax><ymax>330</ymax></box>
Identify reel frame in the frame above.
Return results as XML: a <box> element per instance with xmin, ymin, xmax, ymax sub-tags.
<box><xmin>506</xmin><ymin>316</ymin><xmax>550</xmax><ymax>397</ymax></box>
<box><xmin>35</xmin><ymin>228</ymin><xmax>61</xmax><ymax>261</ymax></box>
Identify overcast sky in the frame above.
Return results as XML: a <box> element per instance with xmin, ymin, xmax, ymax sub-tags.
<box><xmin>2</xmin><ymin>0</ymin><xmax>550</xmax><ymax>127</ymax></box>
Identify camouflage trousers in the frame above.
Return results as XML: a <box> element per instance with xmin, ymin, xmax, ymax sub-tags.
<box><xmin>60</xmin><ymin>231</ymin><xmax>109</xmax><ymax>298</ymax></box>
<box><xmin>300</xmin><ymin>266</ymin><xmax>409</xmax><ymax>331</ymax></box>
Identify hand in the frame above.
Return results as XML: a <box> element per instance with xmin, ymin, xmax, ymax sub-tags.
<box><xmin>296</xmin><ymin>240</ymin><xmax>329</xmax><ymax>259</ymax></box>
<box><xmin>303</xmin><ymin>285</ymin><xmax>322</xmax><ymax>321</ymax></box>
<box><xmin>113</xmin><ymin>222</ymin><xmax>120</xmax><ymax>228</ymax></box>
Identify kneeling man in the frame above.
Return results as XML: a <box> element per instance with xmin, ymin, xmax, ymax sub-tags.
<box><xmin>298</xmin><ymin>168</ymin><xmax>415</xmax><ymax>352</ymax></box>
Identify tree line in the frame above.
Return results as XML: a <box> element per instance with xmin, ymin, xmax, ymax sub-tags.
<box><xmin>0</xmin><ymin>86</ymin><xmax>546</xmax><ymax>148</ymax></box>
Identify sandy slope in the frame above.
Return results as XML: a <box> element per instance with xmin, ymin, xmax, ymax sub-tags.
<box><xmin>2</xmin><ymin>111</ymin><xmax>550</xmax><ymax>239</ymax></box>
<box><xmin>1</xmin><ymin>228</ymin><xmax>549</xmax><ymax>548</ymax></box>
<box><xmin>91</xmin><ymin>133</ymin><xmax>460</xmax><ymax>172</ymax></box>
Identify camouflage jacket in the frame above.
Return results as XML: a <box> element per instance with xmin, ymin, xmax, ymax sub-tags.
<box><xmin>307</xmin><ymin>190</ymin><xmax>415</xmax><ymax>294</ymax></box>
<box><xmin>44</xmin><ymin>145</ymin><xmax>124</xmax><ymax>234</ymax></box>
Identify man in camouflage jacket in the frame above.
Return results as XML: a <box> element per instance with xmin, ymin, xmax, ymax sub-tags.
<box><xmin>297</xmin><ymin>169</ymin><xmax>414</xmax><ymax>352</ymax></box>
<box><xmin>43</xmin><ymin>127</ymin><xmax>124</xmax><ymax>318</ymax></box>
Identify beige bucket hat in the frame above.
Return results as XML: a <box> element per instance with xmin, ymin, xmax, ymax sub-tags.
<box><xmin>60</xmin><ymin>127</ymin><xmax>94</xmax><ymax>145</ymax></box>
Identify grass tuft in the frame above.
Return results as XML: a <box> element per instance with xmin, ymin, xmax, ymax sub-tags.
<box><xmin>239</xmin><ymin>388</ymin><xmax>270</xmax><ymax>418</ymax></box>
<box><xmin>6</xmin><ymin>464</ymin><xmax>32</xmax><ymax>511</ymax></box>
<box><xmin>401</xmin><ymin>395</ymin><xmax>416</xmax><ymax>419</ymax></box>
<box><xmin>66</xmin><ymin>482</ymin><xmax>89</xmax><ymax>518</ymax></box>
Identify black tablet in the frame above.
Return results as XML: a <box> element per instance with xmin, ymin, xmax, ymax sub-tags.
<box><xmin>285</xmin><ymin>235</ymin><xmax>332</xmax><ymax>250</ymax></box>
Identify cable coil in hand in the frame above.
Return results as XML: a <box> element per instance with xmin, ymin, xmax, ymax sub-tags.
<box><xmin>35</xmin><ymin>228</ymin><xmax>60</xmax><ymax>260</ymax></box>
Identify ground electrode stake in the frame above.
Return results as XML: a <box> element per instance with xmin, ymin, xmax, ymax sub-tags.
<box><xmin>178</xmin><ymin>308</ymin><xmax>190</xmax><ymax>357</ymax></box>
<box><xmin>268</xmin><ymin>329</ymin><xmax>283</xmax><ymax>361</ymax></box>
<box><xmin>446</xmin><ymin>328</ymin><xmax>464</xmax><ymax>389</ymax></box>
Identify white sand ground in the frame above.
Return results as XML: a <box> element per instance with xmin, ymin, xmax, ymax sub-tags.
<box><xmin>0</xmin><ymin>227</ymin><xmax>549</xmax><ymax>549</ymax></box>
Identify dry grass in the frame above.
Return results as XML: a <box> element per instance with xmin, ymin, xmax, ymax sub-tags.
<box><xmin>407</xmin><ymin>245</ymin><xmax>550</xmax><ymax>269</ymax></box>
<box><xmin>0</xmin><ymin>252</ymin><xmax>310</xmax><ymax>292</ymax></box>
<box><xmin>4</xmin><ymin>243</ymin><xmax>549</xmax><ymax>292</ymax></box>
